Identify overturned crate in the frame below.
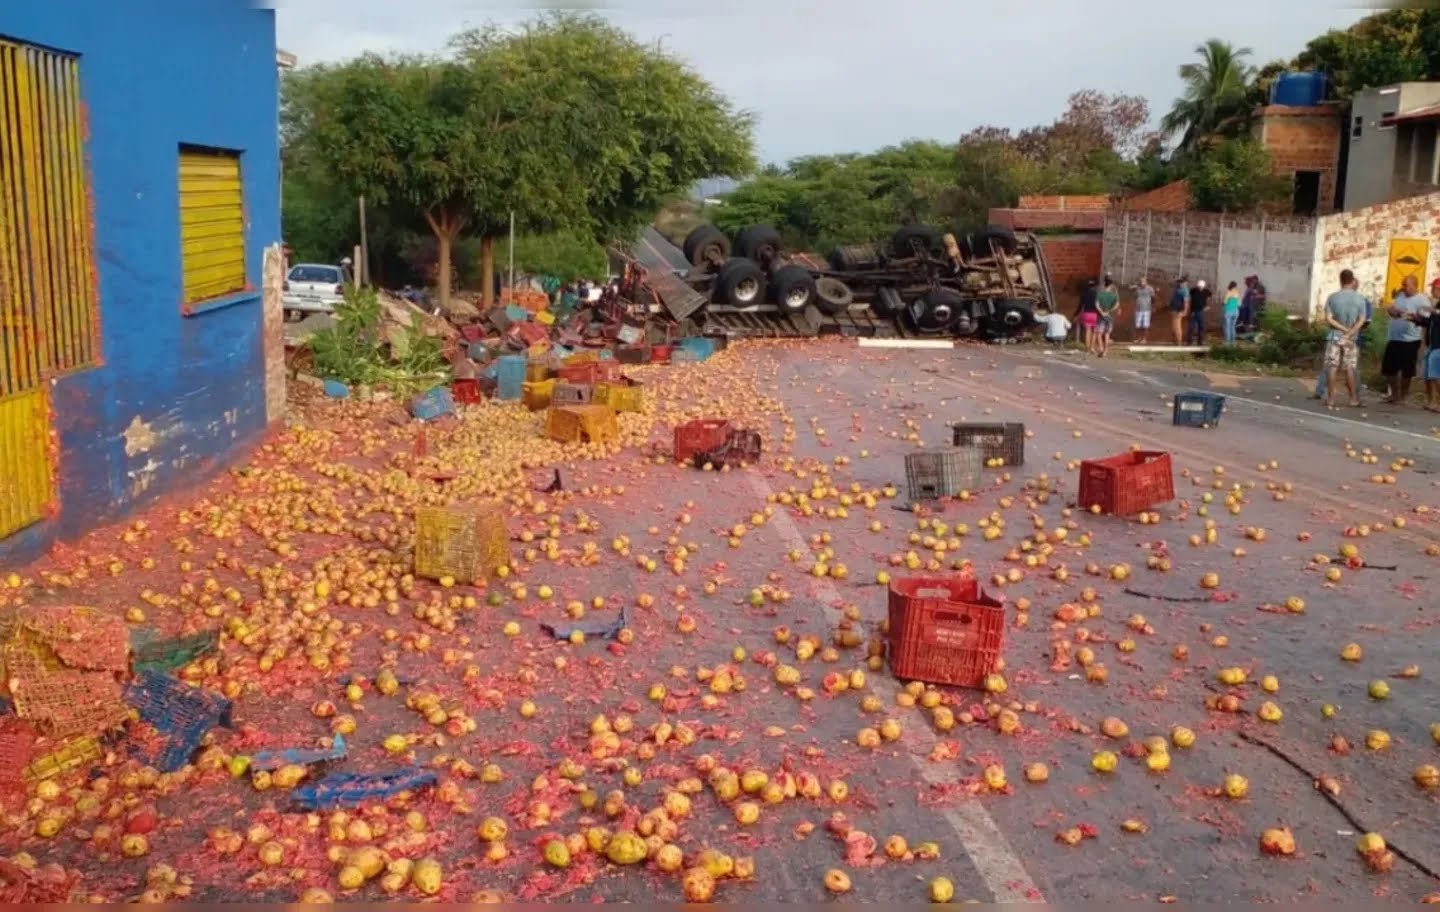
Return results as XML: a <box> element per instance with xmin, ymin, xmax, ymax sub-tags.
<box><xmin>545</xmin><ymin>405</ymin><xmax>620</xmax><ymax>446</ymax></box>
<box><xmin>904</xmin><ymin>449</ymin><xmax>982</xmax><ymax>502</ymax></box>
<box><xmin>414</xmin><ymin>504</ymin><xmax>510</xmax><ymax>584</ymax></box>
<box><xmin>522</xmin><ymin>379</ymin><xmax>556</xmax><ymax>411</ymax></box>
<box><xmin>951</xmin><ymin>422</ymin><xmax>1025</xmax><ymax>467</ymax></box>
<box><xmin>0</xmin><ymin>606</ymin><xmax>132</xmax><ymax>742</ymax></box>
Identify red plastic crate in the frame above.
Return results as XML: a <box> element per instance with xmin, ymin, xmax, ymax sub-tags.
<box><xmin>887</xmin><ymin>576</ymin><xmax>1004</xmax><ymax>688</ymax></box>
<box><xmin>674</xmin><ymin>419</ymin><xmax>732</xmax><ymax>464</ymax></box>
<box><xmin>451</xmin><ymin>379</ymin><xmax>482</xmax><ymax>405</ymax></box>
<box><xmin>556</xmin><ymin>361</ymin><xmax>621</xmax><ymax>385</ymax></box>
<box><xmin>651</xmin><ymin>344</ymin><xmax>673</xmax><ymax>364</ymax></box>
<box><xmin>1078</xmin><ymin>450</ymin><xmax>1175</xmax><ymax>515</ymax></box>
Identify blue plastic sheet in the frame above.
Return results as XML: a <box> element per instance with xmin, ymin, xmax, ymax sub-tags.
<box><xmin>249</xmin><ymin>734</ymin><xmax>347</xmax><ymax>772</ymax></box>
<box><xmin>291</xmin><ymin>769</ymin><xmax>439</xmax><ymax>810</ymax></box>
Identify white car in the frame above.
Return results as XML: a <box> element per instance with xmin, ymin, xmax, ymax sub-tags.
<box><xmin>283</xmin><ymin>262</ymin><xmax>352</xmax><ymax>318</ymax></box>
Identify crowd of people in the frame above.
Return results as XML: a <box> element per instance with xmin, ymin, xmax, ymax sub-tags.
<box><xmin>1043</xmin><ymin>273</ymin><xmax>1267</xmax><ymax>354</ymax></box>
<box><xmin>1317</xmin><ymin>271</ymin><xmax>1440</xmax><ymax>412</ymax></box>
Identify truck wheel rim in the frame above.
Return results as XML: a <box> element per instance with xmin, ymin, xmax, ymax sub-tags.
<box><xmin>785</xmin><ymin>287</ymin><xmax>810</xmax><ymax>309</ymax></box>
<box><xmin>932</xmin><ymin>304</ymin><xmax>953</xmax><ymax>323</ymax></box>
<box><xmin>736</xmin><ymin>279</ymin><xmax>760</xmax><ymax>303</ymax></box>
<box><xmin>1003</xmin><ymin>311</ymin><xmax>1022</xmax><ymax>326</ymax></box>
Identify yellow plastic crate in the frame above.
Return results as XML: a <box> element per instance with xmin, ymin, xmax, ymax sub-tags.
<box><xmin>545</xmin><ymin>405</ymin><xmax>619</xmax><ymax>445</ymax></box>
<box><xmin>25</xmin><ymin>735</ymin><xmax>102</xmax><ymax>782</ymax></box>
<box><xmin>522</xmin><ymin>379</ymin><xmax>556</xmax><ymax>411</ymax></box>
<box><xmin>414</xmin><ymin>505</ymin><xmax>510</xmax><ymax>584</ymax></box>
<box><xmin>535</xmin><ymin>310</ymin><xmax>556</xmax><ymax>325</ymax></box>
<box><xmin>563</xmin><ymin>351</ymin><xmax>599</xmax><ymax>366</ymax></box>
<box><xmin>594</xmin><ymin>381</ymin><xmax>645</xmax><ymax>413</ymax></box>
<box><xmin>525</xmin><ymin>360</ymin><xmax>551</xmax><ymax>383</ymax></box>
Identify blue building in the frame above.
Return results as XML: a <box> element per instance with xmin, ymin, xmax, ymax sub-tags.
<box><xmin>0</xmin><ymin>0</ymin><xmax>281</xmax><ymax>562</ymax></box>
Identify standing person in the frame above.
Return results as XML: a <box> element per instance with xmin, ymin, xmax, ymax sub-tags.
<box><xmin>1382</xmin><ymin>275</ymin><xmax>1427</xmax><ymax>405</ymax></box>
<box><xmin>1424</xmin><ymin>278</ymin><xmax>1440</xmax><ymax>412</ymax></box>
<box><xmin>1314</xmin><ymin>294</ymin><xmax>1373</xmax><ymax>401</ymax></box>
<box><xmin>1186</xmin><ymin>280</ymin><xmax>1212</xmax><ymax>345</ymax></box>
<box><xmin>1132</xmin><ymin>276</ymin><xmax>1154</xmax><ymax>344</ymax></box>
<box><xmin>1322</xmin><ymin>269</ymin><xmax>1368</xmax><ymax>408</ymax></box>
<box><xmin>1222</xmin><ymin>281</ymin><xmax>1241</xmax><ymax>344</ymax></box>
<box><xmin>1078</xmin><ymin>279</ymin><xmax>1100</xmax><ymax>353</ymax></box>
<box><xmin>1168</xmin><ymin>276</ymin><xmax>1190</xmax><ymax>346</ymax></box>
<box><xmin>1095</xmin><ymin>278</ymin><xmax>1120</xmax><ymax>357</ymax></box>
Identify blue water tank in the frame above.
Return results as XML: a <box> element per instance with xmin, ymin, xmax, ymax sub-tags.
<box><xmin>1270</xmin><ymin>72</ymin><xmax>1327</xmax><ymax>107</ymax></box>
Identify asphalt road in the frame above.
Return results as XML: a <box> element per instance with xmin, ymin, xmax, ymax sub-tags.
<box><xmin>9</xmin><ymin>338</ymin><xmax>1440</xmax><ymax>903</ymax></box>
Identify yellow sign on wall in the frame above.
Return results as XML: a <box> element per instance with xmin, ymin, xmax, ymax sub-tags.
<box><xmin>1384</xmin><ymin>238</ymin><xmax>1430</xmax><ymax>302</ymax></box>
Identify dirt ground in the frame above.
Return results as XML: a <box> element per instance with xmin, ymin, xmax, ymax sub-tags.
<box><xmin>2</xmin><ymin>338</ymin><xmax>1438</xmax><ymax>903</ymax></box>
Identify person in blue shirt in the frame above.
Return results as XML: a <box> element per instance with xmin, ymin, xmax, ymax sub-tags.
<box><xmin>1317</xmin><ymin>269</ymin><xmax>1369</xmax><ymax>407</ymax></box>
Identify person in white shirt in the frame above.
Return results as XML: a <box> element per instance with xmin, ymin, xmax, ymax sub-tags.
<box><xmin>1043</xmin><ymin>312</ymin><xmax>1071</xmax><ymax>346</ymax></box>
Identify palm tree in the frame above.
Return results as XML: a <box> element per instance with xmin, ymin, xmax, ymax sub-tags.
<box><xmin>1161</xmin><ymin>39</ymin><xmax>1256</xmax><ymax>152</ymax></box>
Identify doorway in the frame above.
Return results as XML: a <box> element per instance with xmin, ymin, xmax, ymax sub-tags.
<box><xmin>1293</xmin><ymin>171</ymin><xmax>1321</xmax><ymax>216</ymax></box>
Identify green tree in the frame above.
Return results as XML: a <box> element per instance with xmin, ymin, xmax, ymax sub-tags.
<box><xmin>510</xmin><ymin>232</ymin><xmax>609</xmax><ymax>283</ymax></box>
<box><xmin>282</xmin><ymin>55</ymin><xmax>578</xmax><ymax>312</ymax></box>
<box><xmin>1188</xmin><ymin>139</ymin><xmax>1290</xmax><ymax>213</ymax></box>
<box><xmin>452</xmin><ymin>15</ymin><xmax>754</xmax><ymax>299</ymax></box>
<box><xmin>1161</xmin><ymin>39</ymin><xmax>1256</xmax><ymax>152</ymax></box>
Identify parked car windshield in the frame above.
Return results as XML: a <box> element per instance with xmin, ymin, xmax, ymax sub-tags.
<box><xmin>289</xmin><ymin>265</ymin><xmax>341</xmax><ymax>284</ymax></box>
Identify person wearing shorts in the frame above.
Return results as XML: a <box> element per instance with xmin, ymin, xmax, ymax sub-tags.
<box><xmin>1095</xmin><ymin>279</ymin><xmax>1120</xmax><ymax>357</ymax></box>
<box><xmin>1131</xmin><ymin>276</ymin><xmax>1154</xmax><ymax>344</ymax></box>
<box><xmin>1079</xmin><ymin>279</ymin><xmax>1099</xmax><ymax>353</ymax></box>
<box><xmin>1322</xmin><ymin>269</ymin><xmax>1368</xmax><ymax>408</ymax></box>
<box><xmin>1423</xmin><ymin>278</ymin><xmax>1440</xmax><ymax>412</ymax></box>
<box><xmin>1383</xmin><ymin>275</ymin><xmax>1427</xmax><ymax>405</ymax></box>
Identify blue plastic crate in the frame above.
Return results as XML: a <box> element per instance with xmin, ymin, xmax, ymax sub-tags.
<box><xmin>1172</xmin><ymin>391</ymin><xmax>1225</xmax><ymax>428</ymax></box>
<box><xmin>496</xmin><ymin>376</ymin><xmax>523</xmax><ymax>400</ymax></box>
<box><xmin>322</xmin><ymin>380</ymin><xmax>350</xmax><ymax>399</ymax></box>
<box><xmin>125</xmin><ymin>670</ymin><xmax>234</xmax><ymax>772</ymax></box>
<box><xmin>678</xmin><ymin>337</ymin><xmax>716</xmax><ymax>361</ymax></box>
<box><xmin>410</xmin><ymin>386</ymin><xmax>456</xmax><ymax>421</ymax></box>
<box><xmin>504</xmin><ymin>305</ymin><xmax>529</xmax><ymax>323</ymax></box>
<box><xmin>292</xmin><ymin>768</ymin><xmax>439</xmax><ymax>810</ymax></box>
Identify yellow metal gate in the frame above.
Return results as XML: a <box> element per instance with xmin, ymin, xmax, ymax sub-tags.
<box><xmin>0</xmin><ymin>38</ymin><xmax>98</xmax><ymax>539</ymax></box>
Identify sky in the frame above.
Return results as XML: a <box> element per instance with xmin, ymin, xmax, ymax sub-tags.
<box><xmin>270</xmin><ymin>0</ymin><xmax>1375</xmax><ymax>166</ymax></box>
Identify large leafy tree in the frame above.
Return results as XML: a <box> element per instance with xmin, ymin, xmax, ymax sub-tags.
<box><xmin>1161</xmin><ymin>39</ymin><xmax>1256</xmax><ymax>152</ymax></box>
<box><xmin>1188</xmin><ymin>139</ymin><xmax>1291</xmax><ymax>213</ymax></box>
<box><xmin>283</xmin><ymin>55</ymin><xmax>579</xmax><ymax>311</ymax></box>
<box><xmin>451</xmin><ymin>14</ymin><xmax>754</xmax><ymax>301</ymax></box>
<box><xmin>1294</xmin><ymin>9</ymin><xmax>1437</xmax><ymax>99</ymax></box>
<box><xmin>284</xmin><ymin>14</ymin><xmax>754</xmax><ymax>309</ymax></box>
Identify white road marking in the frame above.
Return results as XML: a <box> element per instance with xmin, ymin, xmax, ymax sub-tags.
<box><xmin>743</xmin><ymin>472</ymin><xmax>1044</xmax><ymax>904</ymax></box>
<box><xmin>858</xmin><ymin>338</ymin><xmax>956</xmax><ymax>350</ymax></box>
<box><xmin>1034</xmin><ymin>356</ymin><xmax>1440</xmax><ymax>446</ymax></box>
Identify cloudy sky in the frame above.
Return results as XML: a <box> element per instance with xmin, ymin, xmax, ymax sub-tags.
<box><xmin>270</xmin><ymin>0</ymin><xmax>1372</xmax><ymax>165</ymax></box>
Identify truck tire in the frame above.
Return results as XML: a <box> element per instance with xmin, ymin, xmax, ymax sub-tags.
<box><xmin>992</xmin><ymin>300</ymin><xmax>1035</xmax><ymax>333</ymax></box>
<box><xmin>913</xmin><ymin>288</ymin><xmax>964</xmax><ymax>333</ymax></box>
<box><xmin>827</xmin><ymin>244</ymin><xmax>882</xmax><ymax>272</ymax></box>
<box><xmin>891</xmin><ymin>225</ymin><xmax>940</xmax><ymax>258</ymax></box>
<box><xmin>872</xmin><ymin>286</ymin><xmax>905</xmax><ymax>318</ymax></box>
<box><xmin>715</xmin><ymin>258</ymin><xmax>767</xmax><ymax>309</ymax></box>
<box><xmin>735</xmin><ymin>225</ymin><xmax>784</xmax><ymax>264</ymax></box>
<box><xmin>967</xmin><ymin>225</ymin><xmax>1018</xmax><ymax>256</ymax></box>
<box><xmin>683</xmin><ymin>225</ymin><xmax>730</xmax><ymax>267</ymax></box>
<box><xmin>769</xmin><ymin>264</ymin><xmax>817</xmax><ymax>313</ymax></box>
<box><xmin>814</xmin><ymin>277</ymin><xmax>854</xmax><ymax>316</ymax></box>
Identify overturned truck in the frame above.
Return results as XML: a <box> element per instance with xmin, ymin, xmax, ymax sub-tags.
<box><xmin>639</xmin><ymin>222</ymin><xmax>1056</xmax><ymax>340</ymax></box>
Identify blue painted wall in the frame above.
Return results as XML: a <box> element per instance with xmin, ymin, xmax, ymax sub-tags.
<box><xmin>0</xmin><ymin>0</ymin><xmax>280</xmax><ymax>563</ymax></box>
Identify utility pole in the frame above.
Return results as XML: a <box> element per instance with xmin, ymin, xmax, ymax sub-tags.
<box><xmin>357</xmin><ymin>194</ymin><xmax>369</xmax><ymax>287</ymax></box>
<box><xmin>508</xmin><ymin>210</ymin><xmax>516</xmax><ymax>300</ymax></box>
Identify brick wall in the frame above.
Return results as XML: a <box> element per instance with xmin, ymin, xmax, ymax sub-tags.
<box><xmin>1313</xmin><ymin>189</ymin><xmax>1440</xmax><ymax>315</ymax></box>
<box><xmin>1039</xmin><ymin>234</ymin><xmax>1103</xmax><ymax>314</ymax></box>
<box><xmin>1117</xmin><ymin>179</ymin><xmax>1192</xmax><ymax>212</ymax></box>
<box><xmin>1254</xmin><ymin>104</ymin><xmax>1343</xmax><ymax>214</ymax></box>
<box><xmin>988</xmin><ymin>207</ymin><xmax>1106</xmax><ymax>231</ymax></box>
<box><xmin>1017</xmin><ymin>194</ymin><xmax>1111</xmax><ymax>211</ymax></box>
<box><xmin>1101</xmin><ymin>210</ymin><xmax>1320</xmax><ymax>318</ymax></box>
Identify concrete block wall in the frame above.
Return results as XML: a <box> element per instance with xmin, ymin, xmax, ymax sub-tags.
<box><xmin>1101</xmin><ymin>210</ymin><xmax>1320</xmax><ymax>321</ymax></box>
<box><xmin>1312</xmin><ymin>190</ymin><xmax>1440</xmax><ymax>315</ymax></box>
